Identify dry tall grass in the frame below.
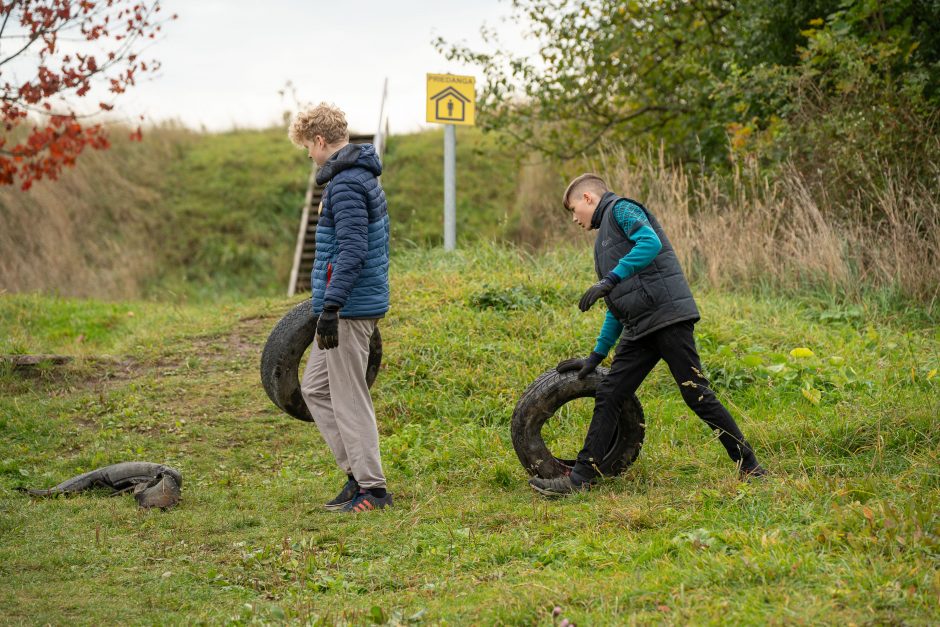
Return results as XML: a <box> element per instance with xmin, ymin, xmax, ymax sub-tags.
<box><xmin>0</xmin><ymin>125</ymin><xmax>191</xmax><ymax>299</ymax></box>
<box><xmin>512</xmin><ymin>146</ymin><xmax>939</xmax><ymax>312</ymax></box>
<box><xmin>512</xmin><ymin>159</ymin><xmax>594</xmax><ymax>248</ymax></box>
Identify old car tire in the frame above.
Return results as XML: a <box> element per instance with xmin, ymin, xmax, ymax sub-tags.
<box><xmin>260</xmin><ymin>301</ymin><xmax>382</xmax><ymax>422</ymax></box>
<box><xmin>511</xmin><ymin>366</ymin><xmax>644</xmax><ymax>479</ymax></box>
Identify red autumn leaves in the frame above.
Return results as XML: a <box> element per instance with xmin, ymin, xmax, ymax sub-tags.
<box><xmin>0</xmin><ymin>1</ymin><xmax>175</xmax><ymax>189</ymax></box>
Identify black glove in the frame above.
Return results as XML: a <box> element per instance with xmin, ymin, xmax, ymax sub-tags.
<box><xmin>316</xmin><ymin>305</ymin><xmax>339</xmax><ymax>350</ymax></box>
<box><xmin>556</xmin><ymin>351</ymin><xmax>605</xmax><ymax>379</ymax></box>
<box><xmin>578</xmin><ymin>274</ymin><xmax>619</xmax><ymax>312</ymax></box>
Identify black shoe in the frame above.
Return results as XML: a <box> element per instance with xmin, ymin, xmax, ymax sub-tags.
<box><xmin>528</xmin><ymin>472</ymin><xmax>594</xmax><ymax>497</ymax></box>
<box><xmin>324</xmin><ymin>477</ymin><xmax>359</xmax><ymax>511</ymax></box>
<box><xmin>342</xmin><ymin>490</ymin><xmax>393</xmax><ymax>513</ymax></box>
<box><xmin>739</xmin><ymin>463</ymin><xmax>769</xmax><ymax>481</ymax></box>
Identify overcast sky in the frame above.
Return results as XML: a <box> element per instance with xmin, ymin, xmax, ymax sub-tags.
<box><xmin>114</xmin><ymin>0</ymin><xmax>531</xmax><ymax>135</ymax></box>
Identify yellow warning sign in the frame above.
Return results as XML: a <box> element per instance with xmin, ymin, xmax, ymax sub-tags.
<box><xmin>426</xmin><ymin>73</ymin><xmax>476</xmax><ymax>126</ymax></box>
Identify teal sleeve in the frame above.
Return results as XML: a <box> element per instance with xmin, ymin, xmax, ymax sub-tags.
<box><xmin>593</xmin><ymin>311</ymin><xmax>624</xmax><ymax>356</ymax></box>
<box><xmin>610</xmin><ymin>225</ymin><xmax>661</xmax><ymax>279</ymax></box>
<box><xmin>609</xmin><ymin>201</ymin><xmax>662</xmax><ymax>280</ymax></box>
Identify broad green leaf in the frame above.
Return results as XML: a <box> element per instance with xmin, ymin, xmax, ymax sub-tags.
<box><xmin>741</xmin><ymin>354</ymin><xmax>763</xmax><ymax>367</ymax></box>
<box><xmin>801</xmin><ymin>386</ymin><xmax>822</xmax><ymax>405</ymax></box>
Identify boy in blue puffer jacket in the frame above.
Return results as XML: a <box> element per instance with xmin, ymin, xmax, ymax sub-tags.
<box><xmin>288</xmin><ymin>103</ymin><xmax>392</xmax><ymax>513</ymax></box>
<box><xmin>529</xmin><ymin>174</ymin><xmax>767</xmax><ymax>497</ymax></box>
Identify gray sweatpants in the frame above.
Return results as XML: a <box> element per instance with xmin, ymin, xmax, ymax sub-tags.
<box><xmin>300</xmin><ymin>318</ymin><xmax>386</xmax><ymax>490</ymax></box>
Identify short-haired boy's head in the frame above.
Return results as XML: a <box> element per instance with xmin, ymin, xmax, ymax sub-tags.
<box><xmin>288</xmin><ymin>102</ymin><xmax>349</xmax><ymax>147</ymax></box>
<box><xmin>563</xmin><ymin>174</ymin><xmax>608</xmax><ymax>210</ymax></box>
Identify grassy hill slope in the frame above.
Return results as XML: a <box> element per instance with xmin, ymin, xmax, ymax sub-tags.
<box><xmin>0</xmin><ymin>126</ymin><xmax>521</xmax><ymax>301</ymax></box>
<box><xmin>149</xmin><ymin>128</ymin><xmax>310</xmax><ymax>299</ymax></box>
<box><xmin>1</xmin><ymin>247</ymin><xmax>936</xmax><ymax>624</ymax></box>
<box><xmin>4</xmin><ymin>124</ymin><xmax>934</xmax><ymax>311</ymax></box>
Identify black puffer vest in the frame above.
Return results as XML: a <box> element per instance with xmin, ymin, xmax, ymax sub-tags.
<box><xmin>593</xmin><ymin>192</ymin><xmax>699</xmax><ymax>339</ymax></box>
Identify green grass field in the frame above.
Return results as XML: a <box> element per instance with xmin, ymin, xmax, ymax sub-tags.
<box><xmin>1</xmin><ymin>246</ymin><xmax>937</xmax><ymax>624</ymax></box>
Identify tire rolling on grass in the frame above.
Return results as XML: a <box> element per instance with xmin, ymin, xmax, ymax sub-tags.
<box><xmin>511</xmin><ymin>366</ymin><xmax>644</xmax><ymax>479</ymax></box>
<box><xmin>260</xmin><ymin>301</ymin><xmax>382</xmax><ymax>422</ymax></box>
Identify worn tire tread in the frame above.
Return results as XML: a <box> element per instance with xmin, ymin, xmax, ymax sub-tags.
<box><xmin>260</xmin><ymin>301</ymin><xmax>382</xmax><ymax>422</ymax></box>
<box><xmin>511</xmin><ymin>366</ymin><xmax>644</xmax><ymax>479</ymax></box>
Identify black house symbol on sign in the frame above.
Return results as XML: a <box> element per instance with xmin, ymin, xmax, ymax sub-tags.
<box><xmin>431</xmin><ymin>86</ymin><xmax>471</xmax><ymax>122</ymax></box>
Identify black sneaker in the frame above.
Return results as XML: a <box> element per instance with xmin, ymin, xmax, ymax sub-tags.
<box><xmin>342</xmin><ymin>490</ymin><xmax>393</xmax><ymax>513</ymax></box>
<box><xmin>324</xmin><ymin>478</ymin><xmax>360</xmax><ymax>511</ymax></box>
<box><xmin>739</xmin><ymin>463</ymin><xmax>769</xmax><ymax>481</ymax></box>
<box><xmin>528</xmin><ymin>473</ymin><xmax>594</xmax><ymax>497</ymax></box>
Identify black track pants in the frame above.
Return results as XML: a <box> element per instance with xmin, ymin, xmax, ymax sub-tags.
<box><xmin>573</xmin><ymin>320</ymin><xmax>758</xmax><ymax>478</ymax></box>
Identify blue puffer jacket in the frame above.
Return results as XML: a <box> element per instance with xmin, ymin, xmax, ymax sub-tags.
<box><xmin>311</xmin><ymin>143</ymin><xmax>390</xmax><ymax>318</ymax></box>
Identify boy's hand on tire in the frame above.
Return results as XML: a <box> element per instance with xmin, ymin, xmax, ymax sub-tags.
<box><xmin>316</xmin><ymin>306</ymin><xmax>340</xmax><ymax>350</ymax></box>
<box><xmin>578</xmin><ymin>275</ymin><xmax>619</xmax><ymax>311</ymax></box>
<box><xmin>556</xmin><ymin>351</ymin><xmax>605</xmax><ymax>379</ymax></box>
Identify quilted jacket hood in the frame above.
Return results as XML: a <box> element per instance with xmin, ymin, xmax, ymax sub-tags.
<box><xmin>316</xmin><ymin>143</ymin><xmax>382</xmax><ymax>185</ymax></box>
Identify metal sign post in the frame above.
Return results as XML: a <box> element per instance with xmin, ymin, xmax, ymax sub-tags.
<box><xmin>426</xmin><ymin>73</ymin><xmax>475</xmax><ymax>251</ymax></box>
<box><xmin>443</xmin><ymin>124</ymin><xmax>456</xmax><ymax>250</ymax></box>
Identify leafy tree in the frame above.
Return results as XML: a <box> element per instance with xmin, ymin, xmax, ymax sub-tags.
<box><xmin>724</xmin><ymin>0</ymin><xmax>940</xmax><ymax>209</ymax></box>
<box><xmin>437</xmin><ymin>0</ymin><xmax>742</xmax><ymax>162</ymax></box>
<box><xmin>437</xmin><ymin>0</ymin><xmax>940</xmax><ymax>172</ymax></box>
<box><xmin>0</xmin><ymin>1</ymin><xmax>175</xmax><ymax>189</ymax></box>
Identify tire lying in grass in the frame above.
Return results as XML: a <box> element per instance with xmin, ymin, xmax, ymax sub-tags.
<box><xmin>511</xmin><ymin>366</ymin><xmax>644</xmax><ymax>479</ymax></box>
<box><xmin>260</xmin><ymin>301</ymin><xmax>382</xmax><ymax>422</ymax></box>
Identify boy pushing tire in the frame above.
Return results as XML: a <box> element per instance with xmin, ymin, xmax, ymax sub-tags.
<box><xmin>529</xmin><ymin>174</ymin><xmax>767</xmax><ymax>497</ymax></box>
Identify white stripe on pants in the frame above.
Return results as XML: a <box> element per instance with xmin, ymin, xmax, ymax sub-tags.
<box><xmin>300</xmin><ymin>318</ymin><xmax>386</xmax><ymax>490</ymax></box>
